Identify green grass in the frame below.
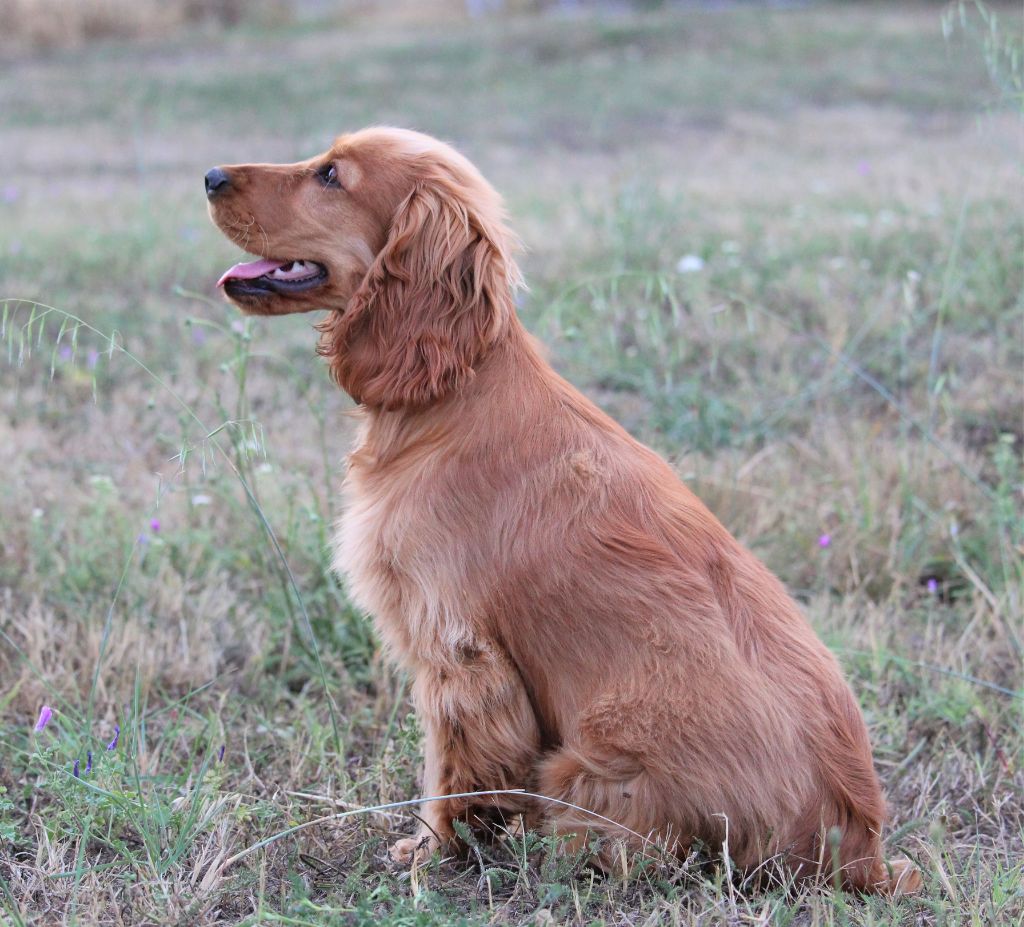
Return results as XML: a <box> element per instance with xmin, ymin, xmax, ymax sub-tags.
<box><xmin>1</xmin><ymin>2</ymin><xmax>1022</xmax><ymax>925</ymax></box>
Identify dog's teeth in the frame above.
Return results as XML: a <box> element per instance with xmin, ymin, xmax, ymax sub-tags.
<box><xmin>268</xmin><ymin>260</ymin><xmax>320</xmax><ymax>281</ymax></box>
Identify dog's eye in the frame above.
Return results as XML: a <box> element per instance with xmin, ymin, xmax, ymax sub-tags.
<box><xmin>317</xmin><ymin>163</ymin><xmax>341</xmax><ymax>189</ymax></box>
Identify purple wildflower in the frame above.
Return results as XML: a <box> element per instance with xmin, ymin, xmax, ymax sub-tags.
<box><xmin>73</xmin><ymin>759</ymin><xmax>80</xmax><ymax>778</ymax></box>
<box><xmin>86</xmin><ymin>349</ymin><xmax>100</xmax><ymax>370</ymax></box>
<box><xmin>34</xmin><ymin>705</ymin><xmax>53</xmax><ymax>732</ymax></box>
<box><xmin>927</xmin><ymin>578</ymin><xmax>939</xmax><ymax>595</ymax></box>
<box><xmin>107</xmin><ymin>725</ymin><xmax>120</xmax><ymax>751</ymax></box>
<box><xmin>218</xmin><ymin>744</ymin><xmax>225</xmax><ymax>763</ymax></box>
<box><xmin>86</xmin><ymin>751</ymin><xmax>93</xmax><ymax>774</ymax></box>
<box><xmin>58</xmin><ymin>345</ymin><xmax>73</xmax><ymax>362</ymax></box>
<box><xmin>150</xmin><ymin>518</ymin><xmax>161</xmax><ymax>533</ymax></box>
<box><xmin>818</xmin><ymin>534</ymin><xmax>832</xmax><ymax>549</ymax></box>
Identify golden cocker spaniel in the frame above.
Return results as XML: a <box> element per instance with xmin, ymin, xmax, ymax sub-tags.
<box><xmin>206</xmin><ymin>127</ymin><xmax>920</xmax><ymax>894</ymax></box>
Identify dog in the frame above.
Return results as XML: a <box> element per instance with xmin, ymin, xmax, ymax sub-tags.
<box><xmin>206</xmin><ymin>127</ymin><xmax>921</xmax><ymax>894</ymax></box>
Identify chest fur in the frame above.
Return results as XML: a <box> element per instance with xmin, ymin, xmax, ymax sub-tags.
<box><xmin>332</xmin><ymin>460</ymin><xmax>479</xmax><ymax>668</ymax></box>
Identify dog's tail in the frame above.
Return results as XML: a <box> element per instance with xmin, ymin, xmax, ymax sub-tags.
<box><xmin>811</xmin><ymin>683</ymin><xmax>923</xmax><ymax>895</ymax></box>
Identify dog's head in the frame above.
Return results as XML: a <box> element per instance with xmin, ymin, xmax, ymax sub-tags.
<box><xmin>206</xmin><ymin>127</ymin><xmax>522</xmax><ymax>409</ymax></box>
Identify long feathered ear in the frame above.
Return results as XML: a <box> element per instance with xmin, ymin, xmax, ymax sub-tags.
<box><xmin>318</xmin><ymin>173</ymin><xmax>520</xmax><ymax>410</ymax></box>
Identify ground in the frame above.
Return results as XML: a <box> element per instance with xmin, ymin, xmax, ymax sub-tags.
<box><xmin>0</xmin><ymin>3</ymin><xmax>1022</xmax><ymax>925</ymax></box>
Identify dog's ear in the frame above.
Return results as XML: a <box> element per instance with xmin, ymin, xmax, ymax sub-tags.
<box><xmin>319</xmin><ymin>174</ymin><xmax>519</xmax><ymax>410</ymax></box>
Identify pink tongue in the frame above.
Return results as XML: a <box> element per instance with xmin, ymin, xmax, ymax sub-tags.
<box><xmin>217</xmin><ymin>258</ymin><xmax>287</xmax><ymax>287</ymax></box>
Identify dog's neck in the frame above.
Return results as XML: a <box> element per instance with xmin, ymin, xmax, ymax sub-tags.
<box><xmin>351</xmin><ymin>316</ymin><xmax>553</xmax><ymax>470</ymax></box>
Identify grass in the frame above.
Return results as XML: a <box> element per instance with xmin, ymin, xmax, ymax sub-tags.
<box><xmin>0</xmin><ymin>0</ymin><xmax>275</xmax><ymax>51</ymax></box>
<box><xmin>1</xmin><ymin>2</ymin><xmax>1022</xmax><ymax>924</ymax></box>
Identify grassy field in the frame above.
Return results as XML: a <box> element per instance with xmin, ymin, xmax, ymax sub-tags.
<box><xmin>1</xmin><ymin>2</ymin><xmax>1022</xmax><ymax>924</ymax></box>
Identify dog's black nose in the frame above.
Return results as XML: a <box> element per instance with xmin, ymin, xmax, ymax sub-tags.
<box><xmin>205</xmin><ymin>167</ymin><xmax>231</xmax><ymax>199</ymax></box>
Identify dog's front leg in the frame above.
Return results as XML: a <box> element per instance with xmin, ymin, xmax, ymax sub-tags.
<box><xmin>389</xmin><ymin>716</ymin><xmax>460</xmax><ymax>865</ymax></box>
<box><xmin>390</xmin><ymin>644</ymin><xmax>541</xmax><ymax>865</ymax></box>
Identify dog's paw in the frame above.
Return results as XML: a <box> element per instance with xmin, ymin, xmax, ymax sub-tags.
<box><xmin>884</xmin><ymin>857</ymin><xmax>923</xmax><ymax>895</ymax></box>
<box><xmin>390</xmin><ymin>833</ymin><xmax>439</xmax><ymax>866</ymax></box>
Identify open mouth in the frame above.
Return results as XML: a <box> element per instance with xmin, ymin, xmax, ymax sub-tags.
<box><xmin>217</xmin><ymin>258</ymin><xmax>328</xmax><ymax>297</ymax></box>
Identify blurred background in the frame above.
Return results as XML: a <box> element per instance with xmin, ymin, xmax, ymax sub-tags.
<box><xmin>0</xmin><ymin>2</ymin><xmax>1021</xmax><ymax>924</ymax></box>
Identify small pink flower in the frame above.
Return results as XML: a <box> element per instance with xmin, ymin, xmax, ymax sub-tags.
<box><xmin>818</xmin><ymin>534</ymin><xmax>832</xmax><ymax>549</ymax></box>
<box><xmin>150</xmin><ymin>518</ymin><xmax>161</xmax><ymax>533</ymax></box>
<box><xmin>34</xmin><ymin>705</ymin><xmax>53</xmax><ymax>732</ymax></box>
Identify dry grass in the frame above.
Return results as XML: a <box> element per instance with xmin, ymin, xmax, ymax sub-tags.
<box><xmin>0</xmin><ymin>0</ymin><xmax>564</xmax><ymax>50</ymax></box>
<box><xmin>1</xmin><ymin>2</ymin><xmax>1022</xmax><ymax>924</ymax></box>
<box><xmin>0</xmin><ymin>0</ymin><xmax>280</xmax><ymax>49</ymax></box>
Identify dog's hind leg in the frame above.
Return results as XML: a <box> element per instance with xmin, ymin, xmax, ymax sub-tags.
<box><xmin>534</xmin><ymin>744</ymin><xmax>693</xmax><ymax>870</ymax></box>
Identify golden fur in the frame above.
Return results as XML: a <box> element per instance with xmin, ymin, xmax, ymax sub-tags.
<box><xmin>207</xmin><ymin>127</ymin><xmax>921</xmax><ymax>894</ymax></box>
